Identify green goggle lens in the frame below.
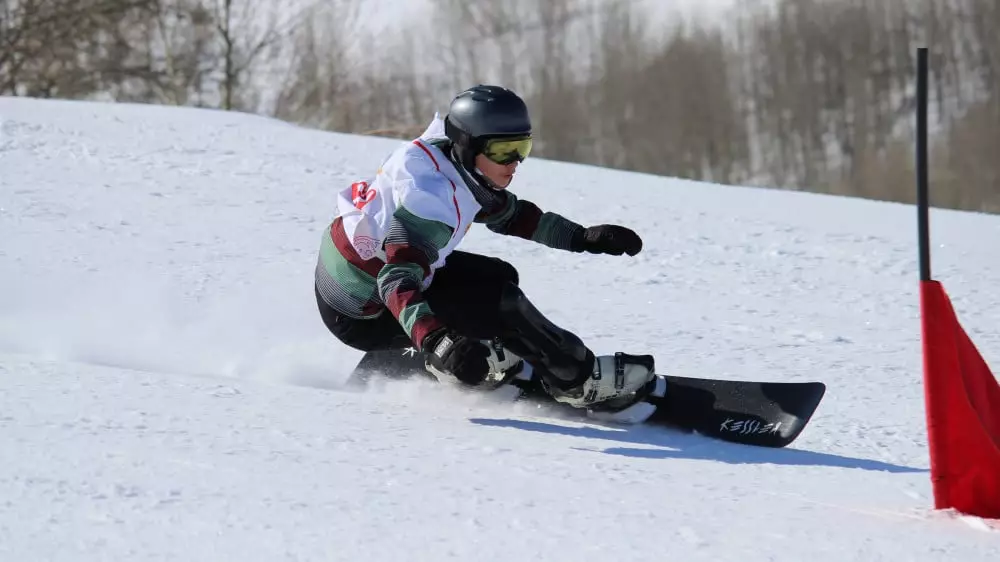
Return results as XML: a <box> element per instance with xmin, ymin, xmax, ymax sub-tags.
<box><xmin>482</xmin><ymin>137</ymin><xmax>533</xmax><ymax>165</ymax></box>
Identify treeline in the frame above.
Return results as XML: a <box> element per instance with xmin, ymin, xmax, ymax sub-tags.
<box><xmin>3</xmin><ymin>0</ymin><xmax>997</xmax><ymax>212</ymax></box>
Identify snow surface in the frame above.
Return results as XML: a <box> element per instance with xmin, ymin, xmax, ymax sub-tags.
<box><xmin>3</xmin><ymin>97</ymin><xmax>1000</xmax><ymax>561</ymax></box>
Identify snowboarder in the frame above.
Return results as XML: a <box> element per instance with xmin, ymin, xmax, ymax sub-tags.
<box><xmin>314</xmin><ymin>84</ymin><xmax>657</xmax><ymax>412</ymax></box>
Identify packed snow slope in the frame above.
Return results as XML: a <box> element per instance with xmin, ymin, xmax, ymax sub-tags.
<box><xmin>3</xmin><ymin>97</ymin><xmax>1000</xmax><ymax>561</ymax></box>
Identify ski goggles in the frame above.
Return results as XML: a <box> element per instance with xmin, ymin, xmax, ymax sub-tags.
<box><xmin>481</xmin><ymin>136</ymin><xmax>533</xmax><ymax>165</ymax></box>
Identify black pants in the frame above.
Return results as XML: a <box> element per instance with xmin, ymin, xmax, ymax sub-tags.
<box><xmin>316</xmin><ymin>251</ymin><xmax>519</xmax><ymax>352</ymax></box>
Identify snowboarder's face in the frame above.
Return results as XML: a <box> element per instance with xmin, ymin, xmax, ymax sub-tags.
<box><xmin>475</xmin><ymin>153</ymin><xmax>519</xmax><ymax>189</ymax></box>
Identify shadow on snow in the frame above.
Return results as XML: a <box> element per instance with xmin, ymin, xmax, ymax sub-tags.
<box><xmin>469</xmin><ymin>417</ymin><xmax>926</xmax><ymax>474</ymax></box>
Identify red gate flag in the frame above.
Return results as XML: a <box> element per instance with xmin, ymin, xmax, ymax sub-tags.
<box><xmin>921</xmin><ymin>280</ymin><xmax>1000</xmax><ymax>518</ymax></box>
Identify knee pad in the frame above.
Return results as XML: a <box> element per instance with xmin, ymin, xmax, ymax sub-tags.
<box><xmin>498</xmin><ymin>283</ymin><xmax>592</xmax><ymax>388</ymax></box>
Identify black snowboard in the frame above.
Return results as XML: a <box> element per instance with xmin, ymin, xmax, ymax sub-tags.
<box><xmin>348</xmin><ymin>347</ymin><xmax>826</xmax><ymax>448</ymax></box>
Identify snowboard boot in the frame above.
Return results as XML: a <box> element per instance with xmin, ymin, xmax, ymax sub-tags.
<box><xmin>543</xmin><ymin>352</ymin><xmax>658</xmax><ymax>412</ymax></box>
<box><xmin>494</xmin><ymin>282</ymin><xmax>660</xmax><ymax>415</ymax></box>
<box><xmin>585</xmin><ymin>372</ymin><xmax>667</xmax><ymax>424</ymax></box>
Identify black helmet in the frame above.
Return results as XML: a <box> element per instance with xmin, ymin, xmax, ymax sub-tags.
<box><xmin>444</xmin><ymin>85</ymin><xmax>531</xmax><ymax>172</ymax></box>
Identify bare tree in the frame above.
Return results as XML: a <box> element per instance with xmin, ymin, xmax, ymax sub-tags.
<box><xmin>211</xmin><ymin>0</ymin><xmax>298</xmax><ymax>112</ymax></box>
<box><xmin>427</xmin><ymin>0</ymin><xmax>535</xmax><ymax>96</ymax></box>
<box><xmin>128</xmin><ymin>0</ymin><xmax>217</xmax><ymax>106</ymax></box>
<box><xmin>608</xmin><ymin>17</ymin><xmax>748</xmax><ymax>184</ymax></box>
<box><xmin>587</xmin><ymin>0</ymin><xmax>648</xmax><ymax>169</ymax></box>
<box><xmin>4</xmin><ymin>0</ymin><xmax>997</xmax><ymax>213</ymax></box>
<box><xmin>524</xmin><ymin>0</ymin><xmax>588</xmax><ymax>162</ymax></box>
<box><xmin>271</xmin><ymin>0</ymin><xmax>362</xmax><ymax>130</ymax></box>
<box><xmin>0</xmin><ymin>0</ymin><xmax>157</xmax><ymax>98</ymax></box>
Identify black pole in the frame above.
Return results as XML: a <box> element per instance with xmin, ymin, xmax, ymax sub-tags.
<box><xmin>917</xmin><ymin>47</ymin><xmax>931</xmax><ymax>282</ymax></box>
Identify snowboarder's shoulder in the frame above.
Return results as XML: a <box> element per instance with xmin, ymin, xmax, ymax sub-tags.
<box><xmin>378</xmin><ymin>116</ymin><xmax>447</xmax><ymax>172</ymax></box>
<box><xmin>398</xmin><ymin>122</ymin><xmax>460</xmax><ymax>190</ymax></box>
<box><xmin>405</xmin><ymin>114</ymin><xmax>452</xmax><ymax>168</ymax></box>
<box><xmin>373</xmin><ymin>148</ymin><xmax>457</xmax><ymax>217</ymax></box>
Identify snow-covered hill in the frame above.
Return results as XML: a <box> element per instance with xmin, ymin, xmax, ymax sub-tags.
<box><xmin>2</xmin><ymin>97</ymin><xmax>999</xmax><ymax>561</ymax></box>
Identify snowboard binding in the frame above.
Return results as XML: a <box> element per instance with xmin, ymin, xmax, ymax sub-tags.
<box><xmin>423</xmin><ymin>337</ymin><xmax>527</xmax><ymax>391</ymax></box>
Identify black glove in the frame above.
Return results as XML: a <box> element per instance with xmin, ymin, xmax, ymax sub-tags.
<box><xmin>572</xmin><ymin>224</ymin><xmax>643</xmax><ymax>256</ymax></box>
<box><xmin>422</xmin><ymin>328</ymin><xmax>491</xmax><ymax>385</ymax></box>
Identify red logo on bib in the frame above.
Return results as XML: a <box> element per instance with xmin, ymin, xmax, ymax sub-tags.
<box><xmin>351</xmin><ymin>181</ymin><xmax>377</xmax><ymax>209</ymax></box>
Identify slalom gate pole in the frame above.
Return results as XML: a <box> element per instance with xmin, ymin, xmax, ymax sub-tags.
<box><xmin>917</xmin><ymin>47</ymin><xmax>931</xmax><ymax>282</ymax></box>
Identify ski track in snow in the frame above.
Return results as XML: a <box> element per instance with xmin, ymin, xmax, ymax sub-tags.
<box><xmin>2</xmin><ymin>97</ymin><xmax>1000</xmax><ymax>561</ymax></box>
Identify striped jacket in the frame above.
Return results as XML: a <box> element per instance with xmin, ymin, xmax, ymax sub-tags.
<box><xmin>315</xmin><ymin>116</ymin><xmax>583</xmax><ymax>349</ymax></box>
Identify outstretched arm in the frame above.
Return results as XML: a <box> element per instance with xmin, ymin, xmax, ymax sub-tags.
<box><xmin>477</xmin><ymin>191</ymin><xmax>642</xmax><ymax>256</ymax></box>
<box><xmin>477</xmin><ymin>191</ymin><xmax>582</xmax><ymax>250</ymax></box>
